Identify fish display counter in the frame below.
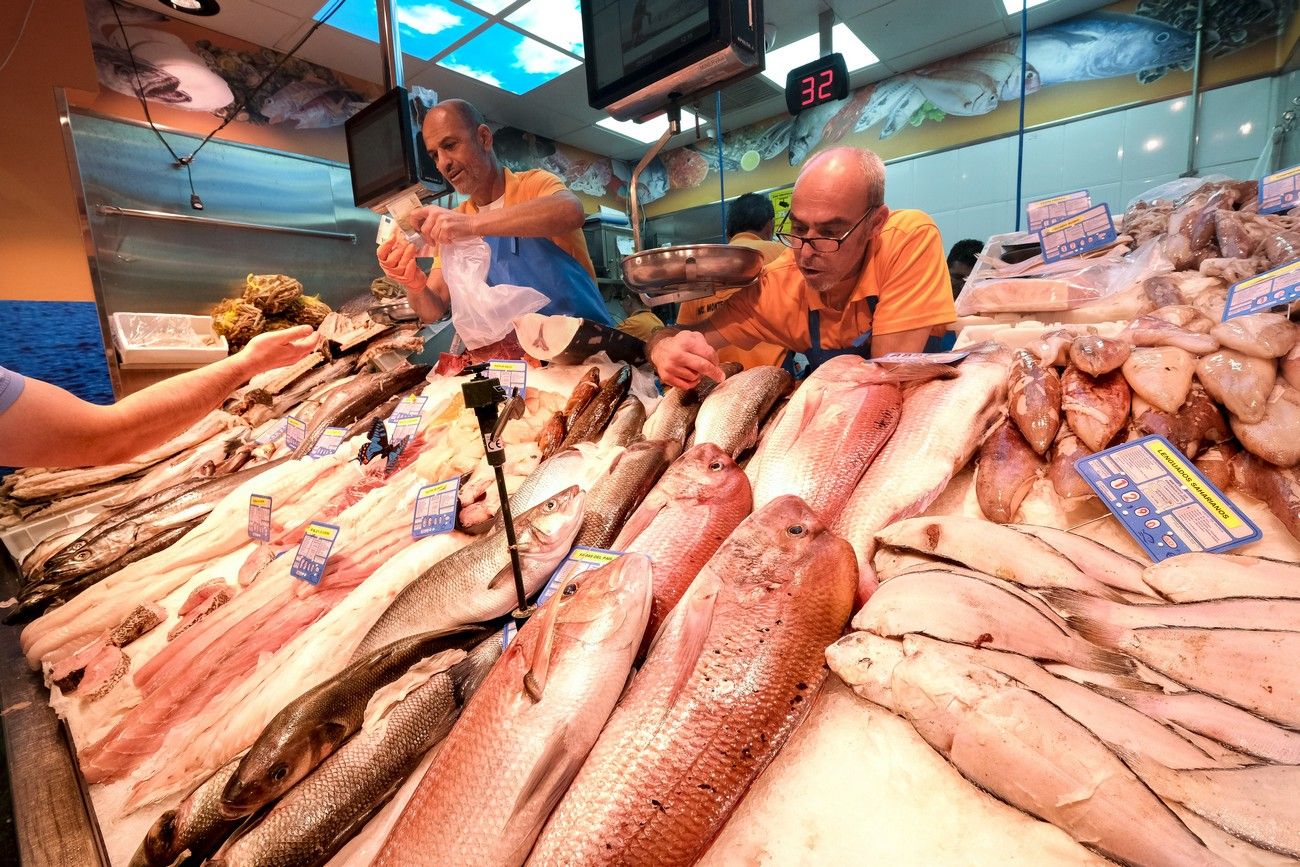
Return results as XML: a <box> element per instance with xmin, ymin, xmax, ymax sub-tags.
<box><xmin>2</xmin><ymin>218</ymin><xmax>1300</xmax><ymax>866</ymax></box>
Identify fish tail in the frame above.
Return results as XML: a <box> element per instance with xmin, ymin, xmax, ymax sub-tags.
<box><xmin>1038</xmin><ymin>587</ymin><xmax>1112</xmax><ymax>621</ymax></box>
<box><xmin>1068</xmin><ymin>612</ymin><xmax>1129</xmax><ymax>651</ymax></box>
<box><xmin>1077</xmin><ymin>642</ymin><xmax>1138</xmax><ymax>677</ymax></box>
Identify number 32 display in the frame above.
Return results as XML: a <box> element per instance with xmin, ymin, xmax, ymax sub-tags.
<box><xmin>785</xmin><ymin>53</ymin><xmax>849</xmax><ymax>115</ymax></box>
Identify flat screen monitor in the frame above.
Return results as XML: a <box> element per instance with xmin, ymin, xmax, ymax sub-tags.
<box><xmin>583</xmin><ymin>0</ymin><xmax>763</xmax><ymax>121</ymax></box>
<box><xmin>345</xmin><ymin>86</ymin><xmax>446</xmax><ymax>209</ymax></box>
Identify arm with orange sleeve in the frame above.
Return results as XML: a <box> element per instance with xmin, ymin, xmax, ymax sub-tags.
<box><xmin>869</xmin><ymin>215</ymin><xmax>957</xmax><ymax>357</ymax></box>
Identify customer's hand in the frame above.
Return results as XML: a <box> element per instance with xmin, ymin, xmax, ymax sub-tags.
<box><xmin>238</xmin><ymin>325</ymin><xmax>317</xmax><ymax>374</ymax></box>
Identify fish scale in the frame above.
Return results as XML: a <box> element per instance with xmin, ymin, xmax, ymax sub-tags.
<box><xmin>528</xmin><ymin>496</ymin><xmax>856</xmax><ymax>867</ymax></box>
<box><xmin>691</xmin><ymin>365</ymin><xmax>791</xmax><ymax>458</ymax></box>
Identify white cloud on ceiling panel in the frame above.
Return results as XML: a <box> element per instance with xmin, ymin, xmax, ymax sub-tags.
<box><xmin>443</xmin><ymin>60</ymin><xmax>503</xmax><ymax>87</ymax></box>
<box><xmin>514</xmin><ymin>35</ymin><xmax>582</xmax><ymax>75</ymax></box>
<box><xmin>397</xmin><ymin>3</ymin><xmax>464</xmax><ymax>34</ymax></box>
<box><xmin>507</xmin><ymin>0</ymin><xmax>583</xmax><ymax>55</ymax></box>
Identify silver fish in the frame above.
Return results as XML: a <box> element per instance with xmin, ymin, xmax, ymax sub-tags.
<box><xmin>1019</xmin><ymin>12</ymin><xmax>1195</xmax><ymax>86</ymax></box>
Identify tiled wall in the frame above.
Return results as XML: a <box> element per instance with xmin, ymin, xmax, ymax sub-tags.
<box><xmin>883</xmin><ymin>76</ymin><xmax>1290</xmax><ymax>252</ymax></box>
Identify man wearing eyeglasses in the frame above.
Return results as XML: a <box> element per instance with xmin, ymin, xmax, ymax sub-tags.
<box><xmin>647</xmin><ymin>147</ymin><xmax>956</xmax><ymax>389</ymax></box>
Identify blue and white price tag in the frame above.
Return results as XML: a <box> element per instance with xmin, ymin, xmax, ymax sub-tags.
<box><xmin>285</xmin><ymin>416</ymin><xmax>307</xmax><ymax>451</ymax></box>
<box><xmin>1223</xmin><ymin>258</ymin><xmax>1300</xmax><ymax>320</ymax></box>
<box><xmin>309</xmin><ymin>426</ymin><xmax>349</xmax><ymax>459</ymax></box>
<box><xmin>487</xmin><ymin>359</ymin><xmax>527</xmax><ymax>398</ymax></box>
<box><xmin>1038</xmin><ymin>203</ymin><xmax>1117</xmax><ymax>263</ymax></box>
<box><xmin>247</xmin><ymin>494</ymin><xmax>272</xmax><ymax>542</ymax></box>
<box><xmin>503</xmin><ymin>547</ymin><xmax>621</xmax><ymax>649</ymax></box>
<box><xmin>412</xmin><ymin>476</ymin><xmax>460</xmax><ymax>538</ymax></box>
<box><xmin>256</xmin><ymin>419</ymin><xmax>286</xmax><ymax>445</ymax></box>
<box><xmin>290</xmin><ymin>521</ymin><xmax>341</xmax><ymax>585</ymax></box>
<box><xmin>1026</xmin><ymin>190</ymin><xmax>1091</xmax><ymax>233</ymax></box>
<box><xmin>387</xmin><ymin>394</ymin><xmax>427</xmax><ymax>424</ymax></box>
<box><xmin>1074</xmin><ymin>435</ymin><xmax>1260</xmax><ymax>562</ymax></box>
<box><xmin>1259</xmin><ymin>165</ymin><xmax>1300</xmax><ymax>214</ymax></box>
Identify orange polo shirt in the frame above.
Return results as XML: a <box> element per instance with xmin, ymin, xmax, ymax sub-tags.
<box><xmin>455</xmin><ymin>168</ymin><xmax>597</xmax><ymax>279</ymax></box>
<box><xmin>708</xmin><ymin>209</ymin><xmax>956</xmax><ymax>352</ymax></box>
<box><xmin>677</xmin><ymin>232</ymin><xmax>788</xmax><ymax>369</ymax></box>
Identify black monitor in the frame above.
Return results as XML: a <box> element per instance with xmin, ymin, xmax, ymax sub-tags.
<box><xmin>582</xmin><ymin>0</ymin><xmax>763</xmax><ymax>121</ymax></box>
<box><xmin>344</xmin><ymin>86</ymin><xmax>447</xmax><ymax>209</ymax></box>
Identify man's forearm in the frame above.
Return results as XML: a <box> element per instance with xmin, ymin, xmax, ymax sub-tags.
<box><xmin>408</xmin><ymin>278</ymin><xmax>449</xmax><ymax>324</ymax></box>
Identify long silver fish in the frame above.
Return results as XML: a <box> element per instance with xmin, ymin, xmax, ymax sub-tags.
<box><xmin>691</xmin><ymin>365</ymin><xmax>791</xmax><ymax>458</ymax></box>
<box><xmin>291</xmin><ymin>365</ymin><xmax>430</xmax><ymax>459</ymax></box>
<box><xmin>130</xmin><ymin>756</ymin><xmax>244</xmax><ymax>867</ymax></box>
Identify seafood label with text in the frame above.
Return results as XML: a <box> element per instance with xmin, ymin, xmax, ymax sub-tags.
<box><xmin>285</xmin><ymin>416</ymin><xmax>306</xmax><ymax>451</ymax></box>
<box><xmin>487</xmin><ymin>359</ymin><xmax>527</xmax><ymax>398</ymax></box>
<box><xmin>1037</xmin><ymin>203</ymin><xmax>1117</xmax><ymax>264</ymax></box>
<box><xmin>502</xmin><ymin>547</ymin><xmax>621</xmax><ymax>649</ymax></box>
<box><xmin>308</xmin><ymin>426</ymin><xmax>349</xmax><ymax>459</ymax></box>
<box><xmin>1074</xmin><ymin>435</ymin><xmax>1260</xmax><ymax>562</ymax></box>
<box><xmin>1026</xmin><ymin>190</ymin><xmax>1091</xmax><ymax>233</ymax></box>
<box><xmin>412</xmin><ymin>477</ymin><xmax>459</xmax><ymax>538</ymax></box>
<box><xmin>290</xmin><ymin>521</ymin><xmax>340</xmax><ymax>585</ymax></box>
<box><xmin>255</xmin><ymin>419</ymin><xmax>286</xmax><ymax>445</ymax></box>
<box><xmin>1258</xmin><ymin>164</ymin><xmax>1300</xmax><ymax>215</ymax></box>
<box><xmin>1223</xmin><ymin>258</ymin><xmax>1300</xmax><ymax>320</ymax></box>
<box><xmin>247</xmin><ymin>494</ymin><xmax>272</xmax><ymax>542</ymax></box>
<box><xmin>386</xmin><ymin>394</ymin><xmax>427</xmax><ymax>424</ymax></box>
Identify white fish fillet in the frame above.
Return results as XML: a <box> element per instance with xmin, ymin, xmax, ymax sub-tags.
<box><xmin>1141</xmin><ymin>553</ymin><xmax>1300</xmax><ymax>602</ymax></box>
<box><xmin>1011</xmin><ymin>524</ymin><xmax>1153</xmax><ymax>598</ymax></box>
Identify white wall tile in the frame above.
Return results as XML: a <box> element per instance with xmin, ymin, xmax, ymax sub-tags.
<box><xmin>956</xmin><ymin>202</ymin><xmax>1014</xmax><ymax>243</ymax></box>
<box><xmin>1088</xmin><ymin>182</ymin><xmax>1123</xmax><ymax>216</ymax></box>
<box><xmin>1019</xmin><ymin>124</ymin><xmax>1066</xmax><ymax>201</ymax></box>
<box><xmin>1061</xmin><ymin>110</ymin><xmax>1125</xmax><ymax>187</ymax></box>
<box><xmin>884</xmin><ymin>158</ymin><xmax>916</xmax><ymax>210</ymax></box>
<box><xmin>911</xmin><ymin>149</ymin><xmax>960</xmax><ymax>215</ymax></box>
<box><xmin>928</xmin><ymin>210</ymin><xmax>962</xmax><ymax>252</ymax></box>
<box><xmin>1198</xmin><ymin>79</ymin><xmax>1272</xmax><ymax>168</ymax></box>
<box><xmin>1120</xmin><ymin>173</ymin><xmax>1180</xmax><ymax>210</ymax></box>
<box><xmin>957</xmin><ymin>137</ymin><xmax>1014</xmax><ymax>208</ymax></box>
<box><xmin>1122</xmin><ymin>99</ymin><xmax>1192</xmax><ymax>181</ymax></box>
<box><xmin>1201</xmin><ymin>159</ymin><xmax>1263</xmax><ymax>180</ymax></box>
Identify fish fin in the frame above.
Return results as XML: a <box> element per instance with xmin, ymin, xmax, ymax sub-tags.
<box><xmin>611</xmin><ymin>495</ymin><xmax>667</xmax><ymax>549</ymax></box>
<box><xmin>523</xmin><ymin>598</ymin><xmax>563</xmax><ymax>703</ymax></box>
<box><xmin>1037</xmin><ymin>587</ymin><xmax>1107</xmax><ymax>620</ymax></box>
<box><xmin>486</xmin><ymin>564</ymin><xmax>514</xmax><ymax>591</ymax></box>
<box><xmin>1067</xmin><ymin>613</ymin><xmax>1127</xmax><ymax>650</ymax></box>
<box><xmin>509</xmin><ymin>724</ymin><xmax>585</xmax><ymax>834</ymax></box>
<box><xmin>653</xmin><ymin>574</ymin><xmax>719</xmax><ymax>712</ymax></box>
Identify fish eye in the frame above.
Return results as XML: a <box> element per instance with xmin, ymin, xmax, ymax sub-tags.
<box><xmin>543</xmin><ymin>499</ymin><xmax>557</xmax><ymax>512</ymax></box>
<box><xmin>1155</xmin><ymin>32</ymin><xmax>1168</xmax><ymax>42</ymax></box>
<box><xmin>271</xmin><ymin>764</ymin><xmax>289</xmax><ymax>782</ymax></box>
<box><xmin>709</xmin><ymin>460</ymin><xmax>724</xmax><ymax>471</ymax></box>
<box><xmin>562</xmin><ymin>582</ymin><xmax>578</xmax><ymax>596</ymax></box>
<box><xmin>787</xmin><ymin>524</ymin><xmax>805</xmax><ymax>537</ymax></box>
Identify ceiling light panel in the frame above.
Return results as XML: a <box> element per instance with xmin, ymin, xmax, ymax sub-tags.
<box><xmin>437</xmin><ymin>23</ymin><xmax>581</xmax><ymax>94</ymax></box>
<box><xmin>505</xmin><ymin>0</ymin><xmax>584</xmax><ymax>56</ymax></box>
<box><xmin>596</xmin><ymin>109</ymin><xmax>698</xmax><ymax>143</ymax></box>
<box><xmin>1002</xmin><ymin>0</ymin><xmax>1057</xmax><ymax>14</ymax></box>
<box><xmin>760</xmin><ymin>23</ymin><xmax>877</xmax><ymax>87</ymax></box>
<box><xmin>315</xmin><ymin>0</ymin><xmax>485</xmax><ymax>60</ymax></box>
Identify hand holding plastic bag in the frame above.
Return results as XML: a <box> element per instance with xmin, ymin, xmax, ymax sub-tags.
<box><xmin>442</xmin><ymin>237</ymin><xmax>549</xmax><ymax>349</ymax></box>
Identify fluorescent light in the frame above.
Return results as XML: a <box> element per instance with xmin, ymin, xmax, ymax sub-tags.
<box><xmin>1240</xmin><ymin>122</ymin><xmax>1254</xmax><ymax>135</ymax></box>
<box><xmin>1144</xmin><ymin>137</ymin><xmax>1162</xmax><ymax>152</ymax></box>
<box><xmin>1001</xmin><ymin>0</ymin><xmax>1058</xmax><ymax>14</ymax></box>
<box><xmin>597</xmin><ymin>109</ymin><xmax>699</xmax><ymax>143</ymax></box>
<box><xmin>760</xmin><ymin>23</ymin><xmax>877</xmax><ymax>87</ymax></box>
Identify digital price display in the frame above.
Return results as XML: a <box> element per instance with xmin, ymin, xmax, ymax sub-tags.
<box><xmin>785</xmin><ymin>53</ymin><xmax>849</xmax><ymax>116</ymax></box>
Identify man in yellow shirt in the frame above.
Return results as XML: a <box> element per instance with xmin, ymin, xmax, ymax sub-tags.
<box><xmin>648</xmin><ymin>147</ymin><xmax>956</xmax><ymax>389</ymax></box>
<box><xmin>676</xmin><ymin>192</ymin><xmax>787</xmax><ymax>369</ymax></box>
<box><xmin>376</xmin><ymin>99</ymin><xmax>612</xmax><ymax>327</ymax></box>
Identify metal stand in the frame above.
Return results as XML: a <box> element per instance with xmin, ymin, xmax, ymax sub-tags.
<box><xmin>459</xmin><ymin>364</ymin><xmax>534</xmax><ymax>622</ymax></box>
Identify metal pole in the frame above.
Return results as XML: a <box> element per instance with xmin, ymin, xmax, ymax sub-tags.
<box><xmin>376</xmin><ymin>0</ymin><xmax>404</xmax><ymax>90</ymax></box>
<box><xmin>1181</xmin><ymin>0</ymin><xmax>1205</xmax><ymax>177</ymax></box>
<box><xmin>819</xmin><ymin>10</ymin><xmax>833</xmax><ymax>57</ymax></box>
<box><xmin>716</xmin><ymin>90</ymin><xmax>726</xmax><ymax>240</ymax></box>
<box><xmin>1014</xmin><ymin>0</ymin><xmax>1027</xmax><ymax>232</ymax></box>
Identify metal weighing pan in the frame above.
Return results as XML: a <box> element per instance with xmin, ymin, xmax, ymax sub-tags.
<box><xmin>620</xmin><ymin>104</ymin><xmax>763</xmax><ymax>303</ymax></box>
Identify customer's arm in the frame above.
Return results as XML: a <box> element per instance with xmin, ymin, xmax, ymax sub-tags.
<box><xmin>0</xmin><ymin>325</ymin><xmax>317</xmax><ymax>468</ymax></box>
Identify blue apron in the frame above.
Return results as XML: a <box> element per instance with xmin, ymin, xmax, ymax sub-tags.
<box><xmin>485</xmin><ymin>236</ymin><xmax>613</xmax><ymax>326</ymax></box>
<box><xmin>798</xmin><ymin>295</ymin><xmax>878</xmax><ymax>377</ymax></box>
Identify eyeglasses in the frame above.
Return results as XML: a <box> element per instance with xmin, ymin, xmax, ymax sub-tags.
<box><xmin>776</xmin><ymin>206</ymin><xmax>876</xmax><ymax>253</ymax></box>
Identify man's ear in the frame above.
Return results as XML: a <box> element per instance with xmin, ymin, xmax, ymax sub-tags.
<box><xmin>869</xmin><ymin>204</ymin><xmax>891</xmax><ymax>236</ymax></box>
<box><xmin>478</xmin><ymin>123</ymin><xmax>494</xmax><ymax>154</ymax></box>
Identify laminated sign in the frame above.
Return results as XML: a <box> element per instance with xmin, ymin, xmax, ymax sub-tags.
<box><xmin>1258</xmin><ymin>164</ymin><xmax>1300</xmax><ymax>215</ymax></box>
<box><xmin>1074</xmin><ymin>435</ymin><xmax>1260</xmax><ymax>562</ymax></box>
<box><xmin>488</xmin><ymin>359</ymin><xmax>527</xmax><ymax>398</ymax></box>
<box><xmin>247</xmin><ymin>494</ymin><xmax>272</xmax><ymax>542</ymax></box>
<box><xmin>1037</xmin><ymin>203</ymin><xmax>1116</xmax><ymax>263</ymax></box>
<box><xmin>1223</xmin><ymin>258</ymin><xmax>1300</xmax><ymax>320</ymax></box>
<box><xmin>502</xmin><ymin>548</ymin><xmax>621</xmax><ymax>649</ymax></box>
<box><xmin>1026</xmin><ymin>190</ymin><xmax>1091</xmax><ymax>233</ymax></box>
<box><xmin>309</xmin><ymin>426</ymin><xmax>349</xmax><ymax>459</ymax></box>
<box><xmin>290</xmin><ymin>521</ymin><xmax>340</xmax><ymax>585</ymax></box>
<box><xmin>412</xmin><ymin>476</ymin><xmax>459</xmax><ymax>538</ymax></box>
<box><xmin>285</xmin><ymin>416</ymin><xmax>307</xmax><ymax>451</ymax></box>
<box><xmin>386</xmin><ymin>394</ymin><xmax>427</xmax><ymax>424</ymax></box>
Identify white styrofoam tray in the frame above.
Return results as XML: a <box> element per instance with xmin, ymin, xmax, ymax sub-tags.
<box><xmin>110</xmin><ymin>312</ymin><xmax>228</xmax><ymax>366</ymax></box>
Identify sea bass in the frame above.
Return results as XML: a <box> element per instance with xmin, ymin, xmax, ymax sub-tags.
<box><xmin>528</xmin><ymin>496</ymin><xmax>857</xmax><ymax>867</ymax></box>
<box><xmin>691</xmin><ymin>365</ymin><xmax>791</xmax><ymax>458</ymax></box>
<box><xmin>372</xmin><ymin>553</ymin><xmax>653</xmax><ymax>867</ymax></box>
<box><xmin>833</xmin><ymin>346</ymin><xmax>1010</xmax><ymax>601</ymax></box>
<box><xmin>612</xmin><ymin>443</ymin><xmax>752</xmax><ymax>646</ymax></box>
<box><xmin>746</xmin><ymin>355</ymin><xmax>902</xmax><ymax>522</ymax></box>
<box><xmin>130</xmin><ymin>756</ymin><xmax>244</xmax><ymax>867</ymax></box>
<box><xmin>353</xmin><ymin>486</ymin><xmax>585</xmax><ymax>658</ymax></box>
<box><xmin>641</xmin><ymin>364</ymin><xmax>736</xmax><ymax>456</ymax></box>
<box><xmin>574</xmin><ymin>440</ymin><xmax>671</xmax><ymax>549</ymax></box>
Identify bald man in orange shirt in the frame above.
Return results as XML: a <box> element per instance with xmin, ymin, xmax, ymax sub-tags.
<box><xmin>648</xmin><ymin>147</ymin><xmax>956</xmax><ymax>389</ymax></box>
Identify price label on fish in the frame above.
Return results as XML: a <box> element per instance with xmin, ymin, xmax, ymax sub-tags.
<box><xmin>255</xmin><ymin>419</ymin><xmax>286</xmax><ymax>445</ymax></box>
<box><xmin>1074</xmin><ymin>435</ymin><xmax>1260</xmax><ymax>562</ymax></box>
<box><xmin>1037</xmin><ymin>203</ymin><xmax>1117</xmax><ymax>263</ymax></box>
<box><xmin>290</xmin><ymin>521</ymin><xmax>340</xmax><ymax>585</ymax></box>
<box><xmin>308</xmin><ymin>426</ymin><xmax>349</xmax><ymax>459</ymax></box>
<box><xmin>386</xmin><ymin>394</ymin><xmax>427</xmax><ymax>424</ymax></box>
<box><xmin>1258</xmin><ymin>164</ymin><xmax>1300</xmax><ymax>215</ymax></box>
<box><xmin>285</xmin><ymin>416</ymin><xmax>307</xmax><ymax>451</ymax></box>
<box><xmin>487</xmin><ymin>359</ymin><xmax>527</xmax><ymax>398</ymax></box>
<box><xmin>1026</xmin><ymin>190</ymin><xmax>1091</xmax><ymax>233</ymax></box>
<box><xmin>247</xmin><ymin>494</ymin><xmax>272</xmax><ymax>542</ymax></box>
<box><xmin>1222</xmin><ymin>258</ymin><xmax>1300</xmax><ymax>320</ymax></box>
<box><xmin>502</xmin><ymin>548</ymin><xmax>622</xmax><ymax>649</ymax></box>
<box><xmin>412</xmin><ymin>476</ymin><xmax>459</xmax><ymax>538</ymax></box>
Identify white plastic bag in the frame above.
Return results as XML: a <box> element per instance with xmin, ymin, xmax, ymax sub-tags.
<box><xmin>442</xmin><ymin>237</ymin><xmax>549</xmax><ymax>349</ymax></box>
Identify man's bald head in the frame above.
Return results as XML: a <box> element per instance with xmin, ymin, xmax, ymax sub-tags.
<box><xmin>795</xmin><ymin>146</ymin><xmax>886</xmax><ymax>211</ymax></box>
<box><xmin>421</xmin><ymin>98</ymin><xmax>499</xmax><ymax>201</ymax></box>
<box><xmin>425</xmin><ymin>98</ymin><xmax>487</xmax><ymax>137</ymax></box>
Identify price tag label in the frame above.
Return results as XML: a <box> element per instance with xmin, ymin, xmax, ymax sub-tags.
<box><xmin>1026</xmin><ymin>190</ymin><xmax>1091</xmax><ymax>233</ymax></box>
<box><xmin>309</xmin><ymin>426</ymin><xmax>349</xmax><ymax>459</ymax></box>
<box><xmin>1223</xmin><ymin>258</ymin><xmax>1300</xmax><ymax>320</ymax></box>
<box><xmin>285</xmin><ymin>416</ymin><xmax>307</xmax><ymax>451</ymax></box>
<box><xmin>247</xmin><ymin>494</ymin><xmax>272</xmax><ymax>542</ymax></box>
<box><xmin>256</xmin><ymin>419</ymin><xmax>286</xmax><ymax>445</ymax></box>
<box><xmin>503</xmin><ymin>548</ymin><xmax>621</xmax><ymax>649</ymax></box>
<box><xmin>1259</xmin><ymin>165</ymin><xmax>1300</xmax><ymax>215</ymax></box>
<box><xmin>290</xmin><ymin>521</ymin><xmax>341</xmax><ymax>585</ymax></box>
<box><xmin>1074</xmin><ymin>435</ymin><xmax>1260</xmax><ymax>562</ymax></box>
<box><xmin>387</xmin><ymin>394</ymin><xmax>427</xmax><ymax>424</ymax></box>
<box><xmin>412</xmin><ymin>477</ymin><xmax>460</xmax><ymax>538</ymax></box>
<box><xmin>487</xmin><ymin>359</ymin><xmax>527</xmax><ymax>398</ymax></box>
<box><xmin>1037</xmin><ymin>203</ymin><xmax>1117</xmax><ymax>264</ymax></box>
